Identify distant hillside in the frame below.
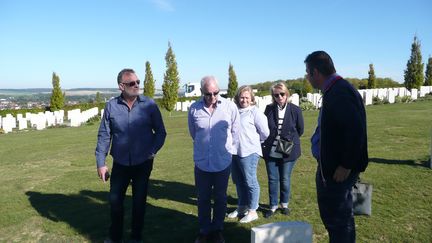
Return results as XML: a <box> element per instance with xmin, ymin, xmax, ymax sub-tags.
<box><xmin>0</xmin><ymin>88</ymin><xmax>119</xmax><ymax>96</ymax></box>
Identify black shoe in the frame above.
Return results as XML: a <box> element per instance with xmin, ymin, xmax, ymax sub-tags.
<box><xmin>210</xmin><ymin>230</ymin><xmax>225</xmax><ymax>243</ymax></box>
<box><xmin>194</xmin><ymin>233</ymin><xmax>208</xmax><ymax>243</ymax></box>
<box><xmin>264</xmin><ymin>210</ymin><xmax>275</xmax><ymax>218</ymax></box>
<box><xmin>281</xmin><ymin>207</ymin><xmax>290</xmax><ymax>215</ymax></box>
<box><xmin>104</xmin><ymin>239</ymin><xmax>122</xmax><ymax>243</ymax></box>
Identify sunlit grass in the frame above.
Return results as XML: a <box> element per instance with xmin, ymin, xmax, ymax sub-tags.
<box><xmin>0</xmin><ymin>101</ymin><xmax>431</xmax><ymax>242</ymax></box>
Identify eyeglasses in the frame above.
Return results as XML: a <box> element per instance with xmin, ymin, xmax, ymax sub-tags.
<box><xmin>203</xmin><ymin>91</ymin><xmax>220</xmax><ymax>97</ymax></box>
<box><xmin>273</xmin><ymin>92</ymin><xmax>285</xmax><ymax>98</ymax></box>
<box><xmin>122</xmin><ymin>80</ymin><xmax>140</xmax><ymax>87</ymax></box>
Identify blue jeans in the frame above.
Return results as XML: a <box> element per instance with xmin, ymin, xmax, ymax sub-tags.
<box><xmin>109</xmin><ymin>160</ymin><xmax>153</xmax><ymax>241</ymax></box>
<box><xmin>316</xmin><ymin>167</ymin><xmax>359</xmax><ymax>243</ymax></box>
<box><xmin>231</xmin><ymin>153</ymin><xmax>260</xmax><ymax>210</ymax></box>
<box><xmin>265</xmin><ymin>158</ymin><xmax>297</xmax><ymax>207</ymax></box>
<box><xmin>194</xmin><ymin>165</ymin><xmax>231</xmax><ymax>234</ymax></box>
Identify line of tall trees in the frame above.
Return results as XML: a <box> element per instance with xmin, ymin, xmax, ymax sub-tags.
<box><xmin>49</xmin><ymin>35</ymin><xmax>432</xmax><ymax>112</ymax></box>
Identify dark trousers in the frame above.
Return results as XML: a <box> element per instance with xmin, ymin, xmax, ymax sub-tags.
<box><xmin>194</xmin><ymin>165</ymin><xmax>231</xmax><ymax>235</ymax></box>
<box><xmin>316</xmin><ymin>168</ymin><xmax>359</xmax><ymax>243</ymax></box>
<box><xmin>109</xmin><ymin>160</ymin><xmax>153</xmax><ymax>241</ymax></box>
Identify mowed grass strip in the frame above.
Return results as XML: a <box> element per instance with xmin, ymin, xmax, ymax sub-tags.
<box><xmin>0</xmin><ymin>101</ymin><xmax>431</xmax><ymax>242</ymax></box>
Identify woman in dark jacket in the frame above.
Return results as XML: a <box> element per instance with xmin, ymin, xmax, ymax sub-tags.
<box><xmin>262</xmin><ymin>82</ymin><xmax>304</xmax><ymax>218</ymax></box>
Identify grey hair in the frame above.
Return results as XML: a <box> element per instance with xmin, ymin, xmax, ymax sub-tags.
<box><xmin>200</xmin><ymin>75</ymin><xmax>219</xmax><ymax>89</ymax></box>
<box><xmin>117</xmin><ymin>68</ymin><xmax>135</xmax><ymax>84</ymax></box>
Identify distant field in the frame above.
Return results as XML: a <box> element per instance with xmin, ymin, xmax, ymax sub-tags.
<box><xmin>0</xmin><ymin>88</ymin><xmax>119</xmax><ymax>96</ymax></box>
<box><xmin>0</xmin><ymin>101</ymin><xmax>431</xmax><ymax>242</ymax></box>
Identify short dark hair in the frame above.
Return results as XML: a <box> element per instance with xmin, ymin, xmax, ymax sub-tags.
<box><xmin>304</xmin><ymin>51</ymin><xmax>336</xmax><ymax>76</ymax></box>
<box><xmin>117</xmin><ymin>68</ymin><xmax>135</xmax><ymax>84</ymax></box>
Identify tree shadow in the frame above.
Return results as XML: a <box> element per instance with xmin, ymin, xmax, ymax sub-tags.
<box><xmin>26</xmin><ymin>180</ymin><xmax>250</xmax><ymax>242</ymax></box>
<box><xmin>369</xmin><ymin>157</ymin><xmax>431</xmax><ymax>168</ymax></box>
<box><xmin>148</xmin><ymin>179</ymin><xmax>196</xmax><ymax>205</ymax></box>
<box><xmin>25</xmin><ymin>190</ymin><xmax>202</xmax><ymax>242</ymax></box>
<box><xmin>148</xmin><ymin>178</ymin><xmax>238</xmax><ymax>206</ymax></box>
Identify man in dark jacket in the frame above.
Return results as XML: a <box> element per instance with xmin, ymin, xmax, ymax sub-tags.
<box><xmin>305</xmin><ymin>51</ymin><xmax>368</xmax><ymax>243</ymax></box>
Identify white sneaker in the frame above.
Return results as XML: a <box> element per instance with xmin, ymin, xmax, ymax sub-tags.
<box><xmin>227</xmin><ymin>207</ymin><xmax>248</xmax><ymax>218</ymax></box>
<box><xmin>239</xmin><ymin>212</ymin><xmax>258</xmax><ymax>223</ymax></box>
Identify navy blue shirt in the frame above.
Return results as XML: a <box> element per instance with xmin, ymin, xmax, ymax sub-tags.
<box><xmin>95</xmin><ymin>95</ymin><xmax>166</xmax><ymax>168</ymax></box>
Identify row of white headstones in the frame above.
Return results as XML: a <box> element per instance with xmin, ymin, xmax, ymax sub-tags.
<box><xmin>0</xmin><ymin>107</ymin><xmax>99</xmax><ymax>134</ymax></box>
<box><xmin>1</xmin><ymin>86</ymin><xmax>431</xmax><ymax>134</ymax></box>
<box><xmin>174</xmin><ymin>85</ymin><xmax>432</xmax><ymax>113</ymax></box>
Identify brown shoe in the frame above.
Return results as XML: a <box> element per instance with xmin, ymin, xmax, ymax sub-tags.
<box><xmin>194</xmin><ymin>233</ymin><xmax>208</xmax><ymax>243</ymax></box>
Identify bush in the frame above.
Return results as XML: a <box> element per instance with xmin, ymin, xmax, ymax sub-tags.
<box><xmin>373</xmin><ymin>97</ymin><xmax>384</xmax><ymax>105</ymax></box>
<box><xmin>299</xmin><ymin>99</ymin><xmax>316</xmax><ymax>111</ymax></box>
<box><xmin>401</xmin><ymin>96</ymin><xmax>412</xmax><ymax>103</ymax></box>
<box><xmin>86</xmin><ymin>115</ymin><xmax>101</xmax><ymax>125</ymax></box>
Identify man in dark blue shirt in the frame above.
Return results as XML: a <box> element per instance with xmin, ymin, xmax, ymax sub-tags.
<box><xmin>305</xmin><ymin>51</ymin><xmax>368</xmax><ymax>243</ymax></box>
<box><xmin>95</xmin><ymin>68</ymin><xmax>167</xmax><ymax>243</ymax></box>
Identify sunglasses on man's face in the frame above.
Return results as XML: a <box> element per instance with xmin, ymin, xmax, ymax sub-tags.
<box><xmin>273</xmin><ymin>92</ymin><xmax>285</xmax><ymax>98</ymax></box>
<box><xmin>203</xmin><ymin>91</ymin><xmax>220</xmax><ymax>97</ymax></box>
<box><xmin>122</xmin><ymin>80</ymin><xmax>140</xmax><ymax>87</ymax></box>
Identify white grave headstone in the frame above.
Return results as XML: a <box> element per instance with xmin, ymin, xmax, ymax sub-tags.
<box><xmin>387</xmin><ymin>89</ymin><xmax>395</xmax><ymax>104</ymax></box>
<box><xmin>290</xmin><ymin>94</ymin><xmax>299</xmax><ymax>107</ymax></box>
<box><xmin>18</xmin><ymin>118</ymin><xmax>27</xmax><ymax>130</ymax></box>
<box><xmin>411</xmin><ymin>88</ymin><xmax>418</xmax><ymax>100</ymax></box>
<box><xmin>2</xmin><ymin>116</ymin><xmax>14</xmax><ymax>133</ymax></box>
<box><xmin>175</xmin><ymin>102</ymin><xmax>182</xmax><ymax>111</ymax></box>
<box><xmin>365</xmin><ymin>90</ymin><xmax>373</xmax><ymax>105</ymax></box>
<box><xmin>251</xmin><ymin>221</ymin><xmax>312</xmax><ymax>243</ymax></box>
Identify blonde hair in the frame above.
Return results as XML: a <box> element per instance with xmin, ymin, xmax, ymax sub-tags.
<box><xmin>234</xmin><ymin>85</ymin><xmax>255</xmax><ymax>107</ymax></box>
<box><xmin>270</xmin><ymin>82</ymin><xmax>290</xmax><ymax>104</ymax></box>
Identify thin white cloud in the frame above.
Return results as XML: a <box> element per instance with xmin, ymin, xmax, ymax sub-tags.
<box><xmin>150</xmin><ymin>0</ymin><xmax>175</xmax><ymax>12</ymax></box>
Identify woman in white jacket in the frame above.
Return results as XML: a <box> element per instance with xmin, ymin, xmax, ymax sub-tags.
<box><xmin>227</xmin><ymin>85</ymin><xmax>269</xmax><ymax>223</ymax></box>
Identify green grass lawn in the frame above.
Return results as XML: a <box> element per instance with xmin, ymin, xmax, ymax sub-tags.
<box><xmin>0</xmin><ymin>100</ymin><xmax>431</xmax><ymax>243</ymax></box>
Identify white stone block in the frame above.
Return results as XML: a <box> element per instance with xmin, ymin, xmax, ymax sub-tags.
<box><xmin>18</xmin><ymin>118</ymin><xmax>27</xmax><ymax>130</ymax></box>
<box><xmin>398</xmin><ymin>87</ymin><xmax>407</xmax><ymax>97</ymax></box>
<box><xmin>306</xmin><ymin>93</ymin><xmax>313</xmax><ymax>103</ymax></box>
<box><xmin>2</xmin><ymin>116</ymin><xmax>14</xmax><ymax>133</ymax></box>
<box><xmin>312</xmin><ymin>93</ymin><xmax>322</xmax><ymax>108</ymax></box>
<box><xmin>181</xmin><ymin>101</ymin><xmax>189</xmax><ymax>112</ymax></box>
<box><xmin>175</xmin><ymin>102</ymin><xmax>182</xmax><ymax>111</ymax></box>
<box><xmin>290</xmin><ymin>94</ymin><xmax>299</xmax><ymax>107</ymax></box>
<box><xmin>411</xmin><ymin>88</ymin><xmax>418</xmax><ymax>100</ymax></box>
<box><xmin>251</xmin><ymin>221</ymin><xmax>312</xmax><ymax>243</ymax></box>
<box><xmin>365</xmin><ymin>90</ymin><xmax>373</xmax><ymax>105</ymax></box>
<box><xmin>377</xmin><ymin>88</ymin><xmax>387</xmax><ymax>100</ymax></box>
<box><xmin>386</xmin><ymin>89</ymin><xmax>395</xmax><ymax>104</ymax></box>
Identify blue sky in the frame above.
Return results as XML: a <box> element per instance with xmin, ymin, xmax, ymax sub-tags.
<box><xmin>0</xmin><ymin>0</ymin><xmax>431</xmax><ymax>89</ymax></box>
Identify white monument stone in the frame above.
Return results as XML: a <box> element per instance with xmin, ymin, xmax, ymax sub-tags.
<box><xmin>364</xmin><ymin>90</ymin><xmax>373</xmax><ymax>105</ymax></box>
<box><xmin>18</xmin><ymin>118</ymin><xmax>28</xmax><ymax>130</ymax></box>
<box><xmin>175</xmin><ymin>102</ymin><xmax>182</xmax><ymax>111</ymax></box>
<box><xmin>290</xmin><ymin>94</ymin><xmax>299</xmax><ymax>107</ymax></box>
<box><xmin>411</xmin><ymin>88</ymin><xmax>418</xmax><ymax>100</ymax></box>
<box><xmin>251</xmin><ymin>221</ymin><xmax>312</xmax><ymax>243</ymax></box>
<box><xmin>386</xmin><ymin>89</ymin><xmax>395</xmax><ymax>104</ymax></box>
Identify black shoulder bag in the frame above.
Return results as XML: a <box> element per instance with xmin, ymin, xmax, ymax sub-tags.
<box><xmin>275</xmin><ymin>104</ymin><xmax>295</xmax><ymax>156</ymax></box>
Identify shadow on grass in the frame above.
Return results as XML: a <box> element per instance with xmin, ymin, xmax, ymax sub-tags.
<box><xmin>26</xmin><ymin>181</ymin><xmax>250</xmax><ymax>242</ymax></box>
<box><xmin>369</xmin><ymin>157</ymin><xmax>431</xmax><ymax>168</ymax></box>
<box><xmin>149</xmin><ymin>178</ymin><xmax>238</xmax><ymax>206</ymax></box>
<box><xmin>25</xmin><ymin>190</ymin><xmax>203</xmax><ymax>242</ymax></box>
